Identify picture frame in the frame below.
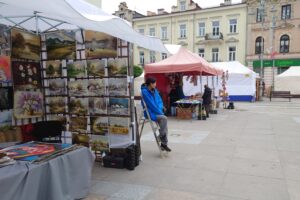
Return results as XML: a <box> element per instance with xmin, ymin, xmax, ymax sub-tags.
<box><xmin>69</xmin><ymin>80</ymin><xmax>88</xmax><ymax>96</ymax></box>
<box><xmin>69</xmin><ymin>117</ymin><xmax>87</xmax><ymax>133</ymax></box>
<box><xmin>48</xmin><ymin>79</ymin><xmax>66</xmax><ymax>96</ymax></box>
<box><xmin>48</xmin><ymin>97</ymin><xmax>65</xmax><ymax>114</ymax></box>
<box><xmin>69</xmin><ymin>98</ymin><xmax>88</xmax><ymax>115</ymax></box>
<box><xmin>107</xmin><ymin>58</ymin><xmax>128</xmax><ymax>76</ymax></box>
<box><xmin>67</xmin><ymin>60</ymin><xmax>86</xmax><ymax>78</ymax></box>
<box><xmin>108</xmin><ymin>78</ymin><xmax>128</xmax><ymax>96</ymax></box>
<box><xmin>14</xmin><ymin>91</ymin><xmax>43</xmax><ymax>119</ymax></box>
<box><xmin>89</xmin><ymin>98</ymin><xmax>107</xmax><ymax>115</ymax></box>
<box><xmin>12</xmin><ymin>61</ymin><xmax>41</xmax><ymax>89</ymax></box>
<box><xmin>88</xmin><ymin>79</ymin><xmax>106</xmax><ymax>96</ymax></box>
<box><xmin>0</xmin><ymin>56</ymin><xmax>11</xmax><ymax>83</ymax></box>
<box><xmin>87</xmin><ymin>59</ymin><xmax>106</xmax><ymax>77</ymax></box>
<box><xmin>90</xmin><ymin>117</ymin><xmax>108</xmax><ymax>135</ymax></box>
<box><xmin>108</xmin><ymin>98</ymin><xmax>129</xmax><ymax>115</ymax></box>
<box><xmin>45</xmin><ymin>60</ymin><xmax>62</xmax><ymax>78</ymax></box>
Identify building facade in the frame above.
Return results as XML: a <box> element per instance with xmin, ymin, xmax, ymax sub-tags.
<box><xmin>246</xmin><ymin>0</ymin><xmax>300</xmax><ymax>88</ymax></box>
<box><xmin>127</xmin><ymin>0</ymin><xmax>247</xmax><ymax>67</ymax></box>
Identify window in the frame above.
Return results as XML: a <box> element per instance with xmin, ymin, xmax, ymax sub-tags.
<box><xmin>198</xmin><ymin>48</ymin><xmax>205</xmax><ymax>58</ymax></box>
<box><xmin>139</xmin><ymin>51</ymin><xmax>144</xmax><ymax>66</ymax></box>
<box><xmin>162</xmin><ymin>53</ymin><xmax>168</xmax><ymax>60</ymax></box>
<box><xmin>138</xmin><ymin>28</ymin><xmax>144</xmax><ymax>35</ymax></box>
<box><xmin>229</xmin><ymin>19</ymin><xmax>237</xmax><ymax>33</ymax></box>
<box><xmin>282</xmin><ymin>5</ymin><xmax>291</xmax><ymax>20</ymax></box>
<box><xmin>277</xmin><ymin>67</ymin><xmax>289</xmax><ymax>75</ymax></box>
<box><xmin>212</xmin><ymin>48</ymin><xmax>219</xmax><ymax>62</ymax></box>
<box><xmin>256</xmin><ymin>8</ymin><xmax>262</xmax><ymax>22</ymax></box>
<box><xmin>229</xmin><ymin>47</ymin><xmax>236</xmax><ymax>61</ymax></box>
<box><xmin>280</xmin><ymin>34</ymin><xmax>290</xmax><ymax>53</ymax></box>
<box><xmin>198</xmin><ymin>22</ymin><xmax>205</xmax><ymax>37</ymax></box>
<box><xmin>180</xmin><ymin>1</ymin><xmax>186</xmax><ymax>11</ymax></box>
<box><xmin>119</xmin><ymin>13</ymin><xmax>125</xmax><ymax>19</ymax></box>
<box><xmin>149</xmin><ymin>28</ymin><xmax>155</xmax><ymax>36</ymax></box>
<box><xmin>179</xmin><ymin>24</ymin><xmax>187</xmax><ymax>38</ymax></box>
<box><xmin>255</xmin><ymin>37</ymin><xmax>264</xmax><ymax>54</ymax></box>
<box><xmin>150</xmin><ymin>51</ymin><xmax>156</xmax><ymax>63</ymax></box>
<box><xmin>212</xmin><ymin>21</ymin><xmax>220</xmax><ymax>36</ymax></box>
<box><xmin>161</xmin><ymin>27</ymin><xmax>168</xmax><ymax>40</ymax></box>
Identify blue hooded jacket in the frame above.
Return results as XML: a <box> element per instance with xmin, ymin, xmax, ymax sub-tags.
<box><xmin>141</xmin><ymin>85</ymin><xmax>164</xmax><ymax>121</ymax></box>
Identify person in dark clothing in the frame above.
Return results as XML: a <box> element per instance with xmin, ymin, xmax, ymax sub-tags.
<box><xmin>141</xmin><ymin>77</ymin><xmax>171</xmax><ymax>152</ymax></box>
<box><xmin>202</xmin><ymin>84</ymin><xmax>212</xmax><ymax>118</ymax></box>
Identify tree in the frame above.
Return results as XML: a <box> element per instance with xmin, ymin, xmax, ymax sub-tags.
<box><xmin>133</xmin><ymin>65</ymin><xmax>143</xmax><ymax>78</ymax></box>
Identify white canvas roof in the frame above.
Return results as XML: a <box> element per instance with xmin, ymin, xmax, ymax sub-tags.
<box><xmin>0</xmin><ymin>0</ymin><xmax>168</xmax><ymax>53</ymax></box>
<box><xmin>277</xmin><ymin>66</ymin><xmax>300</xmax><ymax>77</ymax></box>
<box><xmin>211</xmin><ymin>61</ymin><xmax>255</xmax><ymax>75</ymax></box>
<box><xmin>275</xmin><ymin>66</ymin><xmax>300</xmax><ymax>94</ymax></box>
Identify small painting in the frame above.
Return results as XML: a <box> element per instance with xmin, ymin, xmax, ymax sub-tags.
<box><xmin>109</xmin><ymin>98</ymin><xmax>129</xmax><ymax>115</ymax></box>
<box><xmin>69</xmin><ymin>117</ymin><xmax>87</xmax><ymax>133</ymax></box>
<box><xmin>89</xmin><ymin>98</ymin><xmax>107</xmax><ymax>115</ymax></box>
<box><xmin>109</xmin><ymin>117</ymin><xmax>129</xmax><ymax>135</ymax></box>
<box><xmin>91</xmin><ymin>135</ymin><xmax>109</xmax><ymax>152</ymax></box>
<box><xmin>88</xmin><ymin>79</ymin><xmax>105</xmax><ymax>96</ymax></box>
<box><xmin>0</xmin><ymin>56</ymin><xmax>11</xmax><ymax>83</ymax></box>
<box><xmin>108</xmin><ymin>58</ymin><xmax>128</xmax><ymax>76</ymax></box>
<box><xmin>48</xmin><ymin>79</ymin><xmax>66</xmax><ymax>96</ymax></box>
<box><xmin>69</xmin><ymin>80</ymin><xmax>88</xmax><ymax>96</ymax></box>
<box><xmin>0</xmin><ymin>110</ymin><xmax>12</xmax><ymax>127</ymax></box>
<box><xmin>87</xmin><ymin>59</ymin><xmax>106</xmax><ymax>77</ymax></box>
<box><xmin>108</xmin><ymin>78</ymin><xmax>128</xmax><ymax>96</ymax></box>
<box><xmin>14</xmin><ymin>91</ymin><xmax>43</xmax><ymax>119</ymax></box>
<box><xmin>67</xmin><ymin>60</ymin><xmax>86</xmax><ymax>78</ymax></box>
<box><xmin>90</xmin><ymin>117</ymin><xmax>108</xmax><ymax>135</ymax></box>
<box><xmin>12</xmin><ymin>61</ymin><xmax>41</xmax><ymax>89</ymax></box>
<box><xmin>45</xmin><ymin>60</ymin><xmax>62</xmax><ymax>77</ymax></box>
<box><xmin>48</xmin><ymin>97</ymin><xmax>65</xmax><ymax>114</ymax></box>
<box><xmin>45</xmin><ymin>31</ymin><xmax>76</xmax><ymax>60</ymax></box>
<box><xmin>85</xmin><ymin>31</ymin><xmax>117</xmax><ymax>59</ymax></box>
<box><xmin>0</xmin><ymin>25</ymin><xmax>11</xmax><ymax>54</ymax></box>
<box><xmin>11</xmin><ymin>29</ymin><xmax>40</xmax><ymax>61</ymax></box>
<box><xmin>0</xmin><ymin>87</ymin><xmax>13</xmax><ymax>110</ymax></box>
<box><xmin>69</xmin><ymin>98</ymin><xmax>88</xmax><ymax>115</ymax></box>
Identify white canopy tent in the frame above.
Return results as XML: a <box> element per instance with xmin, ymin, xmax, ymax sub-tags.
<box><xmin>275</xmin><ymin>66</ymin><xmax>300</xmax><ymax>95</ymax></box>
<box><xmin>0</xmin><ymin>0</ymin><xmax>168</xmax><ymax>53</ymax></box>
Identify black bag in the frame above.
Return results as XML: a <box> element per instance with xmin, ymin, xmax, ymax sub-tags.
<box><xmin>103</xmin><ymin>155</ymin><xmax>125</xmax><ymax>169</ymax></box>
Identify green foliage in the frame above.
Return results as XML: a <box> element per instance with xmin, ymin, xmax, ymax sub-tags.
<box><xmin>133</xmin><ymin>65</ymin><xmax>143</xmax><ymax>78</ymax></box>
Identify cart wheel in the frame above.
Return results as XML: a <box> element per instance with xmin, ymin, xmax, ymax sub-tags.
<box><xmin>125</xmin><ymin>146</ymin><xmax>136</xmax><ymax>171</ymax></box>
<box><xmin>134</xmin><ymin>145</ymin><xmax>140</xmax><ymax>166</ymax></box>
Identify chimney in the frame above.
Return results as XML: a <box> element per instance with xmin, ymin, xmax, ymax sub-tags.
<box><xmin>157</xmin><ymin>8</ymin><xmax>167</xmax><ymax>15</ymax></box>
<box><xmin>224</xmin><ymin>0</ymin><xmax>232</xmax><ymax>5</ymax></box>
<box><xmin>147</xmin><ymin>11</ymin><xmax>156</xmax><ymax>16</ymax></box>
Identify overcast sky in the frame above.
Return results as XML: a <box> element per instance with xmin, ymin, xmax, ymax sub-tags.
<box><xmin>102</xmin><ymin>0</ymin><xmax>242</xmax><ymax>14</ymax></box>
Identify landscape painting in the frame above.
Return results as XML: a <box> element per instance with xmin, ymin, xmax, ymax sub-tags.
<box><xmin>109</xmin><ymin>117</ymin><xmax>129</xmax><ymax>135</ymax></box>
<box><xmin>0</xmin><ymin>25</ymin><xmax>11</xmax><ymax>54</ymax></box>
<box><xmin>85</xmin><ymin>31</ymin><xmax>117</xmax><ymax>59</ymax></box>
<box><xmin>45</xmin><ymin>60</ymin><xmax>62</xmax><ymax>77</ymax></box>
<box><xmin>48</xmin><ymin>79</ymin><xmax>66</xmax><ymax>96</ymax></box>
<box><xmin>108</xmin><ymin>98</ymin><xmax>129</xmax><ymax>115</ymax></box>
<box><xmin>11</xmin><ymin>29</ymin><xmax>40</xmax><ymax>61</ymax></box>
<box><xmin>0</xmin><ymin>56</ymin><xmax>11</xmax><ymax>83</ymax></box>
<box><xmin>12</xmin><ymin>61</ymin><xmax>41</xmax><ymax>89</ymax></box>
<box><xmin>108</xmin><ymin>58</ymin><xmax>128</xmax><ymax>76</ymax></box>
<box><xmin>108</xmin><ymin>78</ymin><xmax>128</xmax><ymax>96</ymax></box>
<box><xmin>91</xmin><ymin>135</ymin><xmax>109</xmax><ymax>152</ymax></box>
<box><xmin>88</xmin><ymin>79</ymin><xmax>105</xmax><ymax>96</ymax></box>
<box><xmin>0</xmin><ymin>110</ymin><xmax>12</xmax><ymax>127</ymax></box>
<box><xmin>87</xmin><ymin>59</ymin><xmax>106</xmax><ymax>77</ymax></box>
<box><xmin>90</xmin><ymin>117</ymin><xmax>108</xmax><ymax>135</ymax></box>
<box><xmin>69</xmin><ymin>117</ymin><xmax>87</xmax><ymax>133</ymax></box>
<box><xmin>0</xmin><ymin>87</ymin><xmax>13</xmax><ymax>110</ymax></box>
<box><xmin>48</xmin><ymin>97</ymin><xmax>65</xmax><ymax>114</ymax></box>
<box><xmin>69</xmin><ymin>98</ymin><xmax>88</xmax><ymax>115</ymax></box>
<box><xmin>69</xmin><ymin>80</ymin><xmax>88</xmax><ymax>96</ymax></box>
<box><xmin>45</xmin><ymin>31</ymin><xmax>76</xmax><ymax>60</ymax></box>
<box><xmin>67</xmin><ymin>61</ymin><xmax>86</xmax><ymax>78</ymax></box>
<box><xmin>14</xmin><ymin>91</ymin><xmax>43</xmax><ymax>119</ymax></box>
<box><xmin>89</xmin><ymin>98</ymin><xmax>107</xmax><ymax>115</ymax></box>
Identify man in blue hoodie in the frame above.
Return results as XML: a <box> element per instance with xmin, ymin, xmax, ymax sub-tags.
<box><xmin>141</xmin><ymin>77</ymin><xmax>171</xmax><ymax>152</ymax></box>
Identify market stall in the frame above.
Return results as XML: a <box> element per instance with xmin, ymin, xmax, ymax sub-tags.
<box><xmin>275</xmin><ymin>66</ymin><xmax>300</xmax><ymax>95</ymax></box>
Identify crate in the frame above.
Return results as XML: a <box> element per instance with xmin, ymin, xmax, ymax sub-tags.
<box><xmin>176</xmin><ymin>107</ymin><xmax>193</xmax><ymax>119</ymax></box>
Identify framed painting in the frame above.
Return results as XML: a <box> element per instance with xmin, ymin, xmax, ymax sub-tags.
<box><xmin>0</xmin><ymin>56</ymin><xmax>11</xmax><ymax>83</ymax></box>
<box><xmin>14</xmin><ymin>91</ymin><xmax>43</xmax><ymax>119</ymax></box>
<box><xmin>67</xmin><ymin>60</ymin><xmax>86</xmax><ymax>78</ymax></box>
<box><xmin>87</xmin><ymin>59</ymin><xmax>105</xmax><ymax>77</ymax></box>
<box><xmin>88</xmin><ymin>79</ymin><xmax>105</xmax><ymax>96</ymax></box>
<box><xmin>109</xmin><ymin>117</ymin><xmax>129</xmax><ymax>135</ymax></box>
<box><xmin>69</xmin><ymin>98</ymin><xmax>88</xmax><ymax>115</ymax></box>
<box><xmin>108</xmin><ymin>98</ymin><xmax>129</xmax><ymax>115</ymax></box>
<box><xmin>69</xmin><ymin>117</ymin><xmax>87</xmax><ymax>133</ymax></box>
<box><xmin>108</xmin><ymin>78</ymin><xmax>128</xmax><ymax>96</ymax></box>
<box><xmin>0</xmin><ymin>87</ymin><xmax>13</xmax><ymax>110</ymax></box>
<box><xmin>107</xmin><ymin>58</ymin><xmax>128</xmax><ymax>76</ymax></box>
<box><xmin>89</xmin><ymin>98</ymin><xmax>107</xmax><ymax>115</ymax></box>
<box><xmin>48</xmin><ymin>79</ymin><xmax>66</xmax><ymax>96</ymax></box>
<box><xmin>90</xmin><ymin>135</ymin><xmax>109</xmax><ymax>152</ymax></box>
<box><xmin>48</xmin><ymin>97</ymin><xmax>65</xmax><ymax>114</ymax></box>
<box><xmin>45</xmin><ymin>31</ymin><xmax>76</xmax><ymax>60</ymax></box>
<box><xmin>45</xmin><ymin>60</ymin><xmax>62</xmax><ymax>78</ymax></box>
<box><xmin>69</xmin><ymin>80</ymin><xmax>88</xmax><ymax>96</ymax></box>
<box><xmin>12</xmin><ymin>61</ymin><xmax>41</xmax><ymax>89</ymax></box>
<box><xmin>11</xmin><ymin>29</ymin><xmax>40</xmax><ymax>61</ymax></box>
<box><xmin>85</xmin><ymin>31</ymin><xmax>117</xmax><ymax>59</ymax></box>
<box><xmin>90</xmin><ymin>117</ymin><xmax>108</xmax><ymax>135</ymax></box>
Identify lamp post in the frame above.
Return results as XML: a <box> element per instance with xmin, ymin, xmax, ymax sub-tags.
<box><xmin>259</xmin><ymin>0</ymin><xmax>265</xmax><ymax>100</ymax></box>
<box><xmin>270</xmin><ymin>5</ymin><xmax>277</xmax><ymax>91</ymax></box>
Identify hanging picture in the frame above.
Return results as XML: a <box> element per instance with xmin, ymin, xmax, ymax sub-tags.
<box><xmin>48</xmin><ymin>79</ymin><xmax>66</xmax><ymax>96</ymax></box>
<box><xmin>69</xmin><ymin>98</ymin><xmax>88</xmax><ymax>115</ymax></box>
<box><xmin>0</xmin><ymin>87</ymin><xmax>13</xmax><ymax>110</ymax></box>
<box><xmin>109</xmin><ymin>98</ymin><xmax>129</xmax><ymax>115</ymax></box>
<box><xmin>49</xmin><ymin>115</ymin><xmax>67</xmax><ymax>131</ymax></box>
<box><xmin>0</xmin><ymin>110</ymin><xmax>12</xmax><ymax>127</ymax></box>
<box><xmin>69</xmin><ymin>117</ymin><xmax>87</xmax><ymax>133</ymax></box>
<box><xmin>48</xmin><ymin>97</ymin><xmax>65</xmax><ymax>114</ymax></box>
<box><xmin>67</xmin><ymin>60</ymin><xmax>86</xmax><ymax>78</ymax></box>
<box><xmin>85</xmin><ymin>31</ymin><xmax>117</xmax><ymax>59</ymax></box>
<box><xmin>109</xmin><ymin>117</ymin><xmax>129</xmax><ymax>135</ymax></box>
<box><xmin>108</xmin><ymin>78</ymin><xmax>128</xmax><ymax>96</ymax></box>
<box><xmin>69</xmin><ymin>80</ymin><xmax>88</xmax><ymax>96</ymax></box>
<box><xmin>0</xmin><ymin>56</ymin><xmax>11</xmax><ymax>83</ymax></box>
<box><xmin>90</xmin><ymin>117</ymin><xmax>108</xmax><ymax>135</ymax></box>
<box><xmin>0</xmin><ymin>25</ymin><xmax>11</xmax><ymax>53</ymax></box>
<box><xmin>12</xmin><ymin>61</ymin><xmax>41</xmax><ymax>89</ymax></box>
<box><xmin>14</xmin><ymin>91</ymin><xmax>43</xmax><ymax>119</ymax></box>
<box><xmin>88</xmin><ymin>79</ymin><xmax>105</xmax><ymax>96</ymax></box>
<box><xmin>45</xmin><ymin>60</ymin><xmax>62</xmax><ymax>77</ymax></box>
<box><xmin>89</xmin><ymin>98</ymin><xmax>107</xmax><ymax>115</ymax></box>
<box><xmin>11</xmin><ymin>29</ymin><xmax>40</xmax><ymax>61</ymax></box>
<box><xmin>91</xmin><ymin>135</ymin><xmax>109</xmax><ymax>152</ymax></box>
<box><xmin>45</xmin><ymin>31</ymin><xmax>76</xmax><ymax>60</ymax></box>
<box><xmin>87</xmin><ymin>59</ymin><xmax>106</xmax><ymax>77</ymax></box>
<box><xmin>108</xmin><ymin>58</ymin><xmax>128</xmax><ymax>76</ymax></box>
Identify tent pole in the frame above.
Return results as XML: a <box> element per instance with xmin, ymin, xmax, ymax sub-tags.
<box><xmin>200</xmin><ymin>72</ymin><xmax>203</xmax><ymax>94</ymax></box>
<box><xmin>0</xmin><ymin>15</ymin><xmax>35</xmax><ymax>33</ymax></box>
<box><xmin>34</xmin><ymin>12</ymin><xmax>39</xmax><ymax>34</ymax></box>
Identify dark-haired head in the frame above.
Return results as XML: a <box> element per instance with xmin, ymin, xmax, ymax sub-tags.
<box><xmin>145</xmin><ymin>77</ymin><xmax>157</xmax><ymax>89</ymax></box>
